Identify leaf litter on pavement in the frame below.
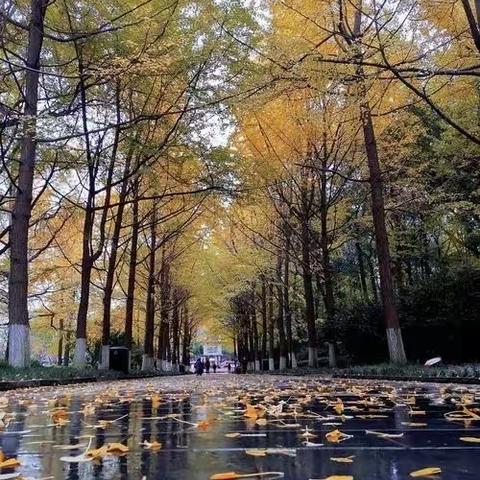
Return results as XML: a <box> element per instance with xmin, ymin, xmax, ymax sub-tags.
<box><xmin>0</xmin><ymin>375</ymin><xmax>478</xmax><ymax>478</ymax></box>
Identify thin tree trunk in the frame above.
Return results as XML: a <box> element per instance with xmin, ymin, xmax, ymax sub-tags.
<box><xmin>301</xmin><ymin>219</ymin><xmax>317</xmax><ymax>367</ymax></box>
<box><xmin>142</xmin><ymin>204</ymin><xmax>157</xmax><ymax>370</ymax></box>
<box><xmin>101</xmin><ymin>138</ymin><xmax>132</xmax><ymax>369</ymax></box>
<box><xmin>267</xmin><ymin>282</ymin><xmax>275</xmax><ymax>371</ymax></box>
<box><xmin>57</xmin><ymin>318</ymin><xmax>64</xmax><ymax>366</ymax></box>
<box><xmin>260</xmin><ymin>277</ymin><xmax>267</xmax><ymax>370</ymax></box>
<box><xmin>356</xmin><ymin>242</ymin><xmax>369</xmax><ymax>302</ymax></box>
<box><xmin>64</xmin><ymin>329</ymin><xmax>71</xmax><ymax>367</ymax></box>
<box><xmin>283</xmin><ymin>245</ymin><xmax>294</xmax><ymax>368</ymax></box>
<box><xmin>276</xmin><ymin>253</ymin><xmax>287</xmax><ymax>369</ymax></box>
<box><xmin>319</xmin><ymin>151</ymin><xmax>336</xmax><ymax>367</ymax></box>
<box><xmin>8</xmin><ymin>0</ymin><xmax>49</xmax><ymax>368</ymax></box>
<box><xmin>367</xmin><ymin>252</ymin><xmax>379</xmax><ymax>303</ymax></box>
<box><xmin>182</xmin><ymin>306</ymin><xmax>190</xmax><ymax>371</ymax></box>
<box><xmin>158</xmin><ymin>250</ymin><xmax>170</xmax><ymax>369</ymax></box>
<box><xmin>124</xmin><ymin>177</ymin><xmax>139</xmax><ymax>355</ymax></box>
<box><xmin>171</xmin><ymin>291</ymin><xmax>179</xmax><ymax>372</ymax></box>
<box><xmin>251</xmin><ymin>288</ymin><xmax>260</xmax><ymax>371</ymax></box>
<box><xmin>73</xmin><ymin>51</ymin><xmax>119</xmax><ymax>367</ymax></box>
<box><xmin>360</xmin><ymin>98</ymin><xmax>407</xmax><ymax>363</ymax></box>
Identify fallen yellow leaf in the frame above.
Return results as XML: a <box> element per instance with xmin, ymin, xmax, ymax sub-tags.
<box><xmin>106</xmin><ymin>443</ymin><xmax>129</xmax><ymax>454</ymax></box>
<box><xmin>325</xmin><ymin>429</ymin><xmax>352</xmax><ymax>443</ymax></box>
<box><xmin>319</xmin><ymin>476</ymin><xmax>353</xmax><ymax>480</ymax></box>
<box><xmin>410</xmin><ymin>467</ymin><xmax>442</xmax><ymax>477</ymax></box>
<box><xmin>86</xmin><ymin>446</ymin><xmax>108</xmax><ymax>459</ymax></box>
<box><xmin>0</xmin><ymin>457</ymin><xmax>21</xmax><ymax>469</ymax></box>
<box><xmin>141</xmin><ymin>440</ymin><xmax>162</xmax><ymax>450</ymax></box>
<box><xmin>365</xmin><ymin>430</ymin><xmax>404</xmax><ymax>438</ymax></box>
<box><xmin>244</xmin><ymin>404</ymin><xmax>265</xmax><ymax>420</ymax></box>
<box><xmin>51</xmin><ymin>410</ymin><xmax>69</xmax><ymax>426</ymax></box>
<box><xmin>210</xmin><ymin>473</ymin><xmax>240</xmax><ymax>480</ymax></box>
<box><xmin>460</xmin><ymin>437</ymin><xmax>480</xmax><ymax>443</ymax></box>
<box><xmin>334</xmin><ymin>398</ymin><xmax>344</xmax><ymax>415</ymax></box>
<box><xmin>245</xmin><ymin>449</ymin><xmax>267</xmax><ymax>457</ymax></box>
<box><xmin>330</xmin><ymin>455</ymin><xmax>355</xmax><ymax>463</ymax></box>
<box><xmin>151</xmin><ymin>394</ymin><xmax>161</xmax><ymax>409</ymax></box>
<box><xmin>300</xmin><ymin>427</ymin><xmax>317</xmax><ymax>439</ymax></box>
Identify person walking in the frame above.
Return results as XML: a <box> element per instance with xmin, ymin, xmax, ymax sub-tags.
<box><xmin>194</xmin><ymin>358</ymin><xmax>204</xmax><ymax>376</ymax></box>
<box><xmin>227</xmin><ymin>362</ymin><xmax>231</xmax><ymax>373</ymax></box>
<box><xmin>241</xmin><ymin>356</ymin><xmax>248</xmax><ymax>374</ymax></box>
<box><xmin>212</xmin><ymin>362</ymin><xmax>217</xmax><ymax>373</ymax></box>
<box><xmin>205</xmin><ymin>358</ymin><xmax>210</xmax><ymax>374</ymax></box>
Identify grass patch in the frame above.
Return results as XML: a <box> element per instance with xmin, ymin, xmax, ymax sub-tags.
<box><xmin>254</xmin><ymin>363</ymin><xmax>480</xmax><ymax>380</ymax></box>
<box><xmin>336</xmin><ymin>363</ymin><xmax>480</xmax><ymax>379</ymax></box>
<box><xmin>0</xmin><ymin>362</ymin><xmax>171</xmax><ymax>382</ymax></box>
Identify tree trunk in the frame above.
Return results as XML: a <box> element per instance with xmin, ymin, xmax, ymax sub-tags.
<box><xmin>367</xmin><ymin>252</ymin><xmax>379</xmax><ymax>303</ymax></box>
<box><xmin>73</xmin><ymin>249</ymin><xmax>92</xmax><ymax>367</ymax></box>
<box><xmin>100</xmin><ymin>142</ymin><xmax>133</xmax><ymax>369</ymax></box>
<box><xmin>171</xmin><ymin>292</ymin><xmax>179</xmax><ymax>372</ymax></box>
<box><xmin>182</xmin><ymin>307</ymin><xmax>190</xmax><ymax>371</ymax></box>
<box><xmin>360</xmin><ymin>97</ymin><xmax>407</xmax><ymax>364</ymax></box>
<box><xmin>260</xmin><ymin>277</ymin><xmax>267</xmax><ymax>370</ymax></box>
<box><xmin>284</xmin><ymin>246</ymin><xmax>294</xmax><ymax>368</ymax></box>
<box><xmin>319</xmin><ymin>152</ymin><xmax>337</xmax><ymax>368</ymax></box>
<box><xmin>356</xmin><ymin>242</ymin><xmax>369</xmax><ymax>301</ymax></box>
<box><xmin>158</xmin><ymin>251</ymin><xmax>170</xmax><ymax>369</ymax></box>
<box><xmin>124</xmin><ymin>177</ymin><xmax>139</xmax><ymax>356</ymax></box>
<box><xmin>8</xmin><ymin>0</ymin><xmax>49</xmax><ymax>368</ymax></box>
<box><xmin>73</xmin><ymin>49</ymin><xmax>118</xmax><ymax>367</ymax></box>
<box><xmin>348</xmin><ymin>0</ymin><xmax>406</xmax><ymax>364</ymax></box>
<box><xmin>57</xmin><ymin>318</ymin><xmax>64</xmax><ymax>366</ymax></box>
<box><xmin>267</xmin><ymin>282</ymin><xmax>275</xmax><ymax>371</ymax></box>
<box><xmin>142</xmin><ymin>205</ymin><xmax>156</xmax><ymax>370</ymax></box>
<box><xmin>251</xmin><ymin>289</ymin><xmax>260</xmax><ymax>371</ymax></box>
<box><xmin>301</xmin><ymin>219</ymin><xmax>317</xmax><ymax>367</ymax></box>
<box><xmin>64</xmin><ymin>329</ymin><xmax>71</xmax><ymax>367</ymax></box>
<box><xmin>276</xmin><ymin>253</ymin><xmax>287</xmax><ymax>369</ymax></box>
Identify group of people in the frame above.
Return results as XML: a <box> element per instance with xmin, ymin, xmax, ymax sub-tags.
<box><xmin>194</xmin><ymin>358</ymin><xmax>234</xmax><ymax>375</ymax></box>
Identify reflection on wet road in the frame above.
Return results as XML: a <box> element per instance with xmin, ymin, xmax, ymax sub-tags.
<box><xmin>0</xmin><ymin>374</ymin><xmax>479</xmax><ymax>479</ymax></box>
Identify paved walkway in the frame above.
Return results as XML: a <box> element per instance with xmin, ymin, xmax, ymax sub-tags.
<box><xmin>0</xmin><ymin>374</ymin><xmax>478</xmax><ymax>479</ymax></box>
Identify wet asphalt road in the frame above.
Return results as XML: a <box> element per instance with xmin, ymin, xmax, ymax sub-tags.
<box><xmin>0</xmin><ymin>373</ymin><xmax>479</xmax><ymax>479</ymax></box>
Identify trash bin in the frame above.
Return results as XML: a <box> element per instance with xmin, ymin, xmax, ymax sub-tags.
<box><xmin>109</xmin><ymin>347</ymin><xmax>129</xmax><ymax>374</ymax></box>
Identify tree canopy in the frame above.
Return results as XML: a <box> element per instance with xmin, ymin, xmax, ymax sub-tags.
<box><xmin>2</xmin><ymin>0</ymin><xmax>480</xmax><ymax>370</ymax></box>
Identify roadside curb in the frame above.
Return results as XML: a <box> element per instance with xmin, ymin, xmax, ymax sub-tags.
<box><xmin>332</xmin><ymin>373</ymin><xmax>480</xmax><ymax>385</ymax></box>
<box><xmin>0</xmin><ymin>372</ymin><xmax>189</xmax><ymax>391</ymax></box>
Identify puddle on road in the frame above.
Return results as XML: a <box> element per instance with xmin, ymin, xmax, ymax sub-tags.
<box><xmin>0</xmin><ymin>375</ymin><xmax>479</xmax><ymax>479</ymax></box>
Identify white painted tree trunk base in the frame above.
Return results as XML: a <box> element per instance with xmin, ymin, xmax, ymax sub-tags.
<box><xmin>142</xmin><ymin>354</ymin><xmax>154</xmax><ymax>370</ymax></box>
<box><xmin>8</xmin><ymin>324</ymin><xmax>30</xmax><ymax>368</ymax></box>
<box><xmin>387</xmin><ymin>328</ymin><xmax>407</xmax><ymax>364</ymax></box>
<box><xmin>254</xmin><ymin>360</ymin><xmax>260</xmax><ymax>371</ymax></box>
<box><xmin>328</xmin><ymin>343</ymin><xmax>337</xmax><ymax>368</ymax></box>
<box><xmin>279</xmin><ymin>356</ymin><xmax>287</xmax><ymax>370</ymax></box>
<box><xmin>73</xmin><ymin>338</ymin><xmax>87</xmax><ymax>368</ymax></box>
<box><xmin>247</xmin><ymin>361</ymin><xmax>255</xmax><ymax>371</ymax></box>
<box><xmin>184</xmin><ymin>364</ymin><xmax>190</xmax><ymax>373</ymax></box>
<box><xmin>268</xmin><ymin>358</ymin><xmax>275</xmax><ymax>371</ymax></box>
<box><xmin>291</xmin><ymin>352</ymin><xmax>298</xmax><ymax>369</ymax></box>
<box><xmin>308</xmin><ymin>347</ymin><xmax>317</xmax><ymax>368</ymax></box>
<box><xmin>99</xmin><ymin>345</ymin><xmax>110</xmax><ymax>370</ymax></box>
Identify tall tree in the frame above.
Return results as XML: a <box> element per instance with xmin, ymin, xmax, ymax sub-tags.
<box><xmin>8</xmin><ymin>0</ymin><xmax>49</xmax><ymax>367</ymax></box>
